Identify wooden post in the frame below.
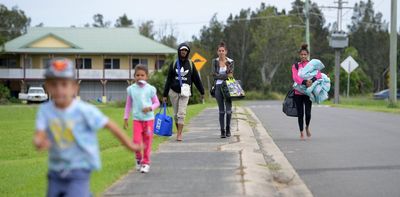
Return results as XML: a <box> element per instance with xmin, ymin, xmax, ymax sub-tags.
<box><xmin>100</xmin><ymin>79</ymin><xmax>107</xmax><ymax>103</ymax></box>
<box><xmin>76</xmin><ymin>54</ymin><xmax>80</xmax><ymax>79</ymax></box>
<box><xmin>102</xmin><ymin>54</ymin><xmax>105</xmax><ymax>80</ymax></box>
<box><xmin>20</xmin><ymin>80</ymin><xmax>26</xmax><ymax>93</ymax></box>
<box><xmin>75</xmin><ymin>55</ymin><xmax>82</xmax><ymax>101</ymax></box>
<box><xmin>101</xmin><ymin>55</ymin><xmax>107</xmax><ymax>103</ymax></box>
<box><xmin>334</xmin><ymin>49</ymin><xmax>341</xmax><ymax>104</ymax></box>
<box><xmin>129</xmin><ymin>55</ymin><xmax>132</xmax><ymax>80</ymax></box>
<box><xmin>76</xmin><ymin>80</ymin><xmax>82</xmax><ymax>101</ymax></box>
<box><xmin>23</xmin><ymin>54</ymin><xmax>27</xmax><ymax>80</ymax></box>
<box><xmin>156</xmin><ymin>55</ymin><xmax>159</xmax><ymax>71</ymax></box>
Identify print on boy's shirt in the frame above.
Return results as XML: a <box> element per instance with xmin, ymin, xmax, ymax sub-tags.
<box><xmin>49</xmin><ymin>118</ymin><xmax>75</xmax><ymax>149</ymax></box>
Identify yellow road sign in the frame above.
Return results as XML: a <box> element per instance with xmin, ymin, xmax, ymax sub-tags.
<box><xmin>191</xmin><ymin>52</ymin><xmax>207</xmax><ymax>71</ymax></box>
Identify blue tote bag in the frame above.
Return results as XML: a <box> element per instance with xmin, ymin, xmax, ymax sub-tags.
<box><xmin>154</xmin><ymin>103</ymin><xmax>173</xmax><ymax>137</ymax></box>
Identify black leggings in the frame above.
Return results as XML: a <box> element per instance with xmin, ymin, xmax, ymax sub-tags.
<box><xmin>294</xmin><ymin>94</ymin><xmax>312</xmax><ymax>132</ymax></box>
<box><xmin>215</xmin><ymin>84</ymin><xmax>232</xmax><ymax>131</ymax></box>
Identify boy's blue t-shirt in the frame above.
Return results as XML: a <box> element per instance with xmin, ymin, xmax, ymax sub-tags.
<box><xmin>35</xmin><ymin>99</ymin><xmax>108</xmax><ymax>171</ymax></box>
<box><xmin>127</xmin><ymin>83</ymin><xmax>157</xmax><ymax>121</ymax></box>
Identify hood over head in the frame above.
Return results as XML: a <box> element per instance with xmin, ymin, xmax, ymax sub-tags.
<box><xmin>177</xmin><ymin>42</ymin><xmax>191</xmax><ymax>59</ymax></box>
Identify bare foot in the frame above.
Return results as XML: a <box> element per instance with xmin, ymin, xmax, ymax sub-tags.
<box><xmin>300</xmin><ymin>131</ymin><xmax>305</xmax><ymax>140</ymax></box>
<box><xmin>176</xmin><ymin>133</ymin><xmax>183</xmax><ymax>141</ymax></box>
<box><xmin>306</xmin><ymin>127</ymin><xmax>311</xmax><ymax>137</ymax></box>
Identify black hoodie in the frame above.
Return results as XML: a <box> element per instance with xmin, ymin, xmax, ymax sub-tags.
<box><xmin>163</xmin><ymin>43</ymin><xmax>205</xmax><ymax>97</ymax></box>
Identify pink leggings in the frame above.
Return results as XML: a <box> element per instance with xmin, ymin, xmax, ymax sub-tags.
<box><xmin>133</xmin><ymin>120</ymin><xmax>154</xmax><ymax>165</ymax></box>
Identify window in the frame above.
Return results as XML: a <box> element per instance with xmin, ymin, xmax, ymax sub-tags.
<box><xmin>8</xmin><ymin>59</ymin><xmax>17</xmax><ymax>68</ymax></box>
<box><xmin>104</xmin><ymin>58</ymin><xmax>120</xmax><ymax>69</ymax></box>
<box><xmin>75</xmin><ymin>58</ymin><xmax>92</xmax><ymax>69</ymax></box>
<box><xmin>141</xmin><ymin>59</ymin><xmax>148</xmax><ymax>66</ymax></box>
<box><xmin>156</xmin><ymin>60</ymin><xmax>165</xmax><ymax>70</ymax></box>
<box><xmin>0</xmin><ymin>59</ymin><xmax>7</xmax><ymax>67</ymax></box>
<box><xmin>132</xmin><ymin>58</ymin><xmax>148</xmax><ymax>69</ymax></box>
<box><xmin>0</xmin><ymin>58</ymin><xmax>18</xmax><ymax>68</ymax></box>
<box><xmin>28</xmin><ymin>88</ymin><xmax>45</xmax><ymax>94</ymax></box>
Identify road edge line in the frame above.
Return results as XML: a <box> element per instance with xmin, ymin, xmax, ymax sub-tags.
<box><xmin>244</xmin><ymin>107</ymin><xmax>314</xmax><ymax>197</ymax></box>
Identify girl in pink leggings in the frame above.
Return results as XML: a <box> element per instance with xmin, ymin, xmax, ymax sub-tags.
<box><xmin>124</xmin><ymin>64</ymin><xmax>160</xmax><ymax>173</ymax></box>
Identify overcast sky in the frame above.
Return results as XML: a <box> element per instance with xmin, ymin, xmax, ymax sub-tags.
<box><xmin>2</xmin><ymin>0</ymin><xmax>399</xmax><ymax>42</ymax></box>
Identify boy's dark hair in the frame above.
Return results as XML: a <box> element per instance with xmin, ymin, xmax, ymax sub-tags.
<box><xmin>134</xmin><ymin>64</ymin><xmax>149</xmax><ymax>75</ymax></box>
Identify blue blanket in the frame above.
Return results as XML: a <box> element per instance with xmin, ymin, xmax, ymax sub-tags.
<box><xmin>293</xmin><ymin>59</ymin><xmax>331</xmax><ymax>104</ymax></box>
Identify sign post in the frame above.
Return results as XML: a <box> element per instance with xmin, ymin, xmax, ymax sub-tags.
<box><xmin>191</xmin><ymin>52</ymin><xmax>207</xmax><ymax>104</ymax></box>
<box><xmin>347</xmin><ymin>63</ymin><xmax>350</xmax><ymax>97</ymax></box>
<box><xmin>340</xmin><ymin>56</ymin><xmax>359</xmax><ymax>97</ymax></box>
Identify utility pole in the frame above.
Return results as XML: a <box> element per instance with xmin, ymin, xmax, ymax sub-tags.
<box><xmin>323</xmin><ymin>0</ymin><xmax>352</xmax><ymax>104</ymax></box>
<box><xmin>334</xmin><ymin>49</ymin><xmax>341</xmax><ymax>103</ymax></box>
<box><xmin>389</xmin><ymin>0</ymin><xmax>398</xmax><ymax>106</ymax></box>
<box><xmin>305</xmin><ymin>0</ymin><xmax>311</xmax><ymax>57</ymax></box>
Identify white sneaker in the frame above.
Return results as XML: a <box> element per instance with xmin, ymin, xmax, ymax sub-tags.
<box><xmin>140</xmin><ymin>164</ymin><xmax>150</xmax><ymax>173</ymax></box>
<box><xmin>135</xmin><ymin>160</ymin><xmax>141</xmax><ymax>171</ymax></box>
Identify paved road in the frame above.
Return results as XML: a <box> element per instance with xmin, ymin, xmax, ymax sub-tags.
<box><xmin>247</xmin><ymin>101</ymin><xmax>400</xmax><ymax>197</ymax></box>
<box><xmin>104</xmin><ymin>108</ymin><xmax>244</xmax><ymax>197</ymax></box>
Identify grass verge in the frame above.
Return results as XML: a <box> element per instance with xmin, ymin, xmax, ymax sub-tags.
<box><xmin>326</xmin><ymin>96</ymin><xmax>400</xmax><ymax>114</ymax></box>
<box><xmin>0</xmin><ymin>101</ymin><xmax>215</xmax><ymax>197</ymax></box>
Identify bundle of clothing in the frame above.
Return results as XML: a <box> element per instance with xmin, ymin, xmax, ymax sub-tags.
<box><xmin>293</xmin><ymin>59</ymin><xmax>331</xmax><ymax>104</ymax></box>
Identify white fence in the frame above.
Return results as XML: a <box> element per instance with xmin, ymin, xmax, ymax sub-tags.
<box><xmin>26</xmin><ymin>69</ymin><xmax>45</xmax><ymax>79</ymax></box>
<box><xmin>104</xmin><ymin>70</ymin><xmax>130</xmax><ymax>79</ymax></box>
<box><xmin>0</xmin><ymin>69</ymin><xmax>24</xmax><ymax>79</ymax></box>
<box><xmin>78</xmin><ymin>70</ymin><xmax>103</xmax><ymax>79</ymax></box>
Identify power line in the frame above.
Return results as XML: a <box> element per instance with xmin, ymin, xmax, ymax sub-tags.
<box><xmin>321</xmin><ymin>1</ymin><xmax>354</xmax><ymax>31</ymax></box>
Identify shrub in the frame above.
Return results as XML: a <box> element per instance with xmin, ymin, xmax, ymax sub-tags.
<box><xmin>148</xmin><ymin>67</ymin><xmax>168</xmax><ymax>101</ymax></box>
<box><xmin>0</xmin><ymin>84</ymin><xmax>10</xmax><ymax>104</ymax></box>
<box><xmin>9</xmin><ymin>97</ymin><xmax>21</xmax><ymax>104</ymax></box>
<box><xmin>331</xmin><ymin>68</ymin><xmax>373</xmax><ymax>96</ymax></box>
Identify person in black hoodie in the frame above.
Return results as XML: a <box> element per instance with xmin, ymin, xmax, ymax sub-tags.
<box><xmin>163</xmin><ymin>43</ymin><xmax>205</xmax><ymax>141</ymax></box>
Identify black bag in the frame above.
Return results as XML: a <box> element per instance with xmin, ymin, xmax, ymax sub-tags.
<box><xmin>282</xmin><ymin>89</ymin><xmax>298</xmax><ymax>117</ymax></box>
<box><xmin>210</xmin><ymin>85</ymin><xmax>216</xmax><ymax>97</ymax></box>
<box><xmin>221</xmin><ymin>77</ymin><xmax>245</xmax><ymax>100</ymax></box>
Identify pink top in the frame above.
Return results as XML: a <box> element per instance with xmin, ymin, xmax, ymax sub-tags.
<box><xmin>123</xmin><ymin>83</ymin><xmax>160</xmax><ymax>120</ymax></box>
<box><xmin>292</xmin><ymin>60</ymin><xmax>322</xmax><ymax>95</ymax></box>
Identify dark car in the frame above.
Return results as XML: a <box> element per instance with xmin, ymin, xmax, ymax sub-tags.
<box><xmin>373</xmin><ymin>89</ymin><xmax>400</xmax><ymax>100</ymax></box>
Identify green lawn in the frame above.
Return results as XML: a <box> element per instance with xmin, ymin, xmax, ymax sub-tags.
<box><xmin>327</xmin><ymin>96</ymin><xmax>400</xmax><ymax>114</ymax></box>
<box><xmin>0</xmin><ymin>102</ymin><xmax>215</xmax><ymax>197</ymax></box>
